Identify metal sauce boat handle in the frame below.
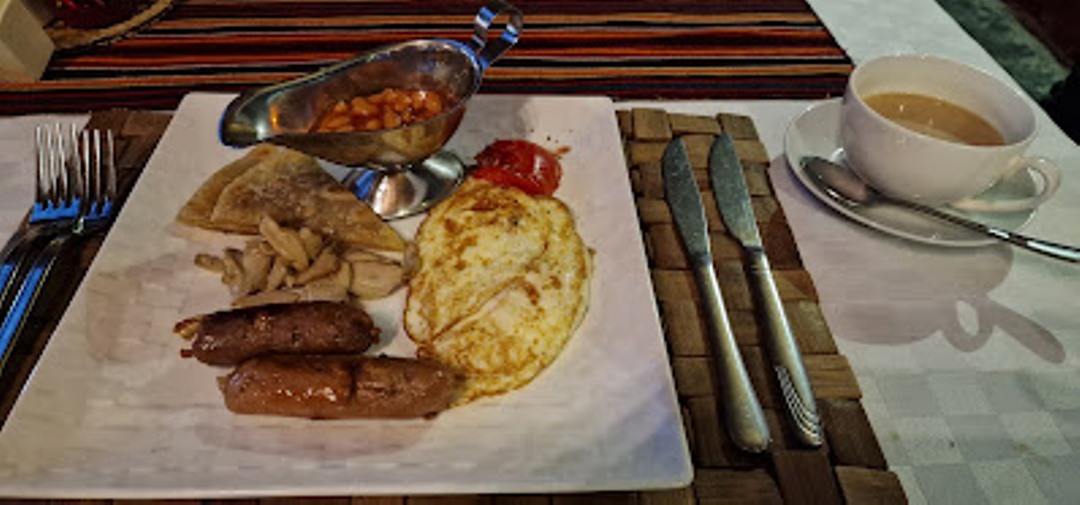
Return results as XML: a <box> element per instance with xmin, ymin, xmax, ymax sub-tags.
<box><xmin>469</xmin><ymin>0</ymin><xmax>523</xmax><ymax>70</ymax></box>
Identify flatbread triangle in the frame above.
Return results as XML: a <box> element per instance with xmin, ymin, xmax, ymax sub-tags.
<box><xmin>177</xmin><ymin>145</ymin><xmax>405</xmax><ymax>252</ymax></box>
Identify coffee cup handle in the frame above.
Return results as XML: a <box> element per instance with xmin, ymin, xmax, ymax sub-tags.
<box><xmin>949</xmin><ymin>157</ymin><xmax>1061</xmax><ymax>213</ymax></box>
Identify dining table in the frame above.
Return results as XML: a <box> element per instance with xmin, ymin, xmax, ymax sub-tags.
<box><xmin>0</xmin><ymin>0</ymin><xmax>1077</xmax><ymax>503</ymax></box>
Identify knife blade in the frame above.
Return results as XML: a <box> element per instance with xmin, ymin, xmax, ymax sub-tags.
<box><xmin>709</xmin><ymin>133</ymin><xmax>822</xmax><ymax>447</ymax></box>
<box><xmin>662</xmin><ymin>138</ymin><xmax>770</xmax><ymax>453</ymax></box>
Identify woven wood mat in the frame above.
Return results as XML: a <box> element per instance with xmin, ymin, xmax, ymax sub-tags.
<box><xmin>0</xmin><ymin>109</ymin><xmax>907</xmax><ymax>503</ymax></box>
<box><xmin>616</xmin><ymin>108</ymin><xmax>907</xmax><ymax>504</ymax></box>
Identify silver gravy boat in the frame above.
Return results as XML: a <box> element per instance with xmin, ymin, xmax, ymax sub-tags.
<box><xmin>218</xmin><ymin>0</ymin><xmax>522</xmax><ymax>218</ymax></box>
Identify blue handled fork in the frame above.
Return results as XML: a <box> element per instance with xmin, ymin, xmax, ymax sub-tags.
<box><xmin>0</xmin><ymin>128</ymin><xmax>116</xmax><ymax>373</ymax></box>
<box><xmin>0</xmin><ymin>125</ymin><xmax>83</xmax><ymax>321</ymax></box>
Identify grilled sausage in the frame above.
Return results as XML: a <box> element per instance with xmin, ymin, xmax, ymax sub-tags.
<box><xmin>220</xmin><ymin>355</ymin><xmax>461</xmax><ymax>419</ymax></box>
<box><xmin>180</xmin><ymin>301</ymin><xmax>379</xmax><ymax>366</ymax></box>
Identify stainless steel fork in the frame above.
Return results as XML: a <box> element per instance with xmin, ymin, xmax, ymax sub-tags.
<box><xmin>0</xmin><ymin>128</ymin><xmax>116</xmax><ymax>373</ymax></box>
<box><xmin>0</xmin><ymin>124</ymin><xmax>82</xmax><ymax>318</ymax></box>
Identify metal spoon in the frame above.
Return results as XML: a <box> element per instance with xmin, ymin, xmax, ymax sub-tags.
<box><xmin>801</xmin><ymin>156</ymin><xmax>1080</xmax><ymax>262</ymax></box>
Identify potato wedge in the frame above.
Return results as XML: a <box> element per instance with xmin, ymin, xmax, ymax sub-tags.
<box><xmin>232</xmin><ymin>289</ymin><xmax>300</xmax><ymax>308</ymax></box>
<box><xmin>238</xmin><ymin>246</ymin><xmax>273</xmax><ymax>294</ymax></box>
<box><xmin>194</xmin><ymin>253</ymin><xmax>225</xmax><ymax>274</ymax></box>
<box><xmin>259</xmin><ymin>216</ymin><xmax>309</xmax><ymax>269</ymax></box>
<box><xmin>321</xmin><ymin>261</ymin><xmax>352</xmax><ymax>290</ymax></box>
<box><xmin>299</xmin><ymin>227</ymin><xmax>323</xmax><ymax>259</ymax></box>
<box><xmin>199</xmin><ymin>218</ymin><xmax>404</xmax><ymax>306</ymax></box>
<box><xmin>349</xmin><ymin>259</ymin><xmax>405</xmax><ymax>299</ymax></box>
<box><xmin>343</xmin><ymin>249</ymin><xmax>389</xmax><ymax>263</ymax></box>
<box><xmin>294</xmin><ymin>248</ymin><xmax>340</xmax><ymax>286</ymax></box>
<box><xmin>173</xmin><ymin>316</ymin><xmax>201</xmax><ymax>340</ymax></box>
<box><xmin>298</xmin><ymin>283</ymin><xmax>349</xmax><ymax>303</ymax></box>
<box><xmin>266</xmin><ymin>256</ymin><xmax>289</xmax><ymax>291</ymax></box>
<box><xmin>222</xmin><ymin>248</ymin><xmax>244</xmax><ymax>292</ymax></box>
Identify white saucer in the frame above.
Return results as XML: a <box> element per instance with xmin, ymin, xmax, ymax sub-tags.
<box><xmin>783</xmin><ymin>98</ymin><xmax>1039</xmax><ymax>247</ymax></box>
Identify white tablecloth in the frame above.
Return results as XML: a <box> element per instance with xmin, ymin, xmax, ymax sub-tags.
<box><xmin>625</xmin><ymin>0</ymin><xmax>1080</xmax><ymax>503</ymax></box>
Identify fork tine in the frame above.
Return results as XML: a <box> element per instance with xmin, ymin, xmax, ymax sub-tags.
<box><xmin>104</xmin><ymin>130</ymin><xmax>117</xmax><ymax>203</ymax></box>
<box><xmin>54</xmin><ymin>123</ymin><xmax>70</xmax><ymax>206</ymax></box>
<box><xmin>80</xmin><ymin>129</ymin><xmax>92</xmax><ymax>211</ymax></box>
<box><xmin>92</xmin><ymin>130</ymin><xmax>103</xmax><ymax>209</ymax></box>
<box><xmin>51</xmin><ymin>123</ymin><xmax>68</xmax><ymax>208</ymax></box>
<box><xmin>79</xmin><ymin>129</ymin><xmax>100</xmax><ymax>215</ymax></box>
<box><xmin>43</xmin><ymin>125</ymin><xmax>57</xmax><ymax>208</ymax></box>
<box><xmin>66</xmin><ymin>123</ymin><xmax>79</xmax><ymax>205</ymax></box>
<box><xmin>77</xmin><ymin>128</ymin><xmax>118</xmax><ymax>214</ymax></box>
<box><xmin>34</xmin><ymin>126</ymin><xmax>48</xmax><ymax>209</ymax></box>
<box><xmin>76</xmin><ymin>130</ymin><xmax>85</xmax><ymax>205</ymax></box>
<box><xmin>87</xmin><ymin>131</ymin><xmax>94</xmax><ymax>205</ymax></box>
<box><xmin>95</xmin><ymin>131</ymin><xmax>101</xmax><ymax>207</ymax></box>
<box><xmin>52</xmin><ymin>124</ymin><xmax>64</xmax><ymax>207</ymax></box>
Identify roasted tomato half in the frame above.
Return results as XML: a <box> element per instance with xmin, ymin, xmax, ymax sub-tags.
<box><xmin>471</xmin><ymin>139</ymin><xmax>562</xmax><ymax>196</ymax></box>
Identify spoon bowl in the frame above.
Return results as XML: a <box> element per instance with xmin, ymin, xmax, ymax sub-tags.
<box><xmin>800</xmin><ymin>156</ymin><xmax>1080</xmax><ymax>263</ymax></box>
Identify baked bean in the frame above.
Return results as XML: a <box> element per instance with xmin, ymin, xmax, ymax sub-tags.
<box><xmin>422</xmin><ymin>92</ymin><xmax>444</xmax><ymax>115</ymax></box>
<box><xmin>382</xmin><ymin>110</ymin><xmax>402</xmax><ymax>129</ymax></box>
<box><xmin>350</xmin><ymin>97</ymin><xmax>378</xmax><ymax>116</ymax></box>
<box><xmin>314</xmin><ymin>88</ymin><xmax>453</xmax><ymax>133</ymax></box>
<box><xmin>321</xmin><ymin>115</ymin><xmax>350</xmax><ymax>130</ymax></box>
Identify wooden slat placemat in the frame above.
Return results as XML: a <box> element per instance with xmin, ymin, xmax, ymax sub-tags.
<box><xmin>618</xmin><ymin>108</ymin><xmax>907</xmax><ymax>504</ymax></box>
<box><xmin>0</xmin><ymin>109</ymin><xmax>906</xmax><ymax>503</ymax></box>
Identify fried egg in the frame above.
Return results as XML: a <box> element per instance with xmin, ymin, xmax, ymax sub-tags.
<box><xmin>404</xmin><ymin>179</ymin><xmax>591</xmax><ymax>403</ymax></box>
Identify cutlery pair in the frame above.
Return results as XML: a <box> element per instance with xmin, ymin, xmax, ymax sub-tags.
<box><xmin>663</xmin><ymin>134</ymin><xmax>821</xmax><ymax>452</ymax></box>
<box><xmin>0</xmin><ymin>125</ymin><xmax>116</xmax><ymax>374</ymax></box>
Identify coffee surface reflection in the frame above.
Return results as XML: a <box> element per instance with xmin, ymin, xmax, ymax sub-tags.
<box><xmin>864</xmin><ymin>92</ymin><xmax>1005</xmax><ymax>146</ymax></box>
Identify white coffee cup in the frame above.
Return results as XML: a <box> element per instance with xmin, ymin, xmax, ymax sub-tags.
<box><xmin>840</xmin><ymin>54</ymin><xmax>1060</xmax><ymax>213</ymax></box>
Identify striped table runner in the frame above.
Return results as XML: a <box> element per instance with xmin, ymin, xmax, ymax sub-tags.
<box><xmin>0</xmin><ymin>0</ymin><xmax>852</xmax><ymax>114</ymax></box>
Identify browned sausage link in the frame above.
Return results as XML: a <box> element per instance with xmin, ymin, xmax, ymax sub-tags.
<box><xmin>220</xmin><ymin>355</ymin><xmax>461</xmax><ymax>419</ymax></box>
<box><xmin>187</xmin><ymin>301</ymin><xmax>380</xmax><ymax>366</ymax></box>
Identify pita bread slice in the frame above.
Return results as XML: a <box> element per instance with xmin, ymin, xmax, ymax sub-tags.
<box><xmin>179</xmin><ymin>146</ymin><xmax>405</xmax><ymax>252</ymax></box>
<box><xmin>176</xmin><ymin>144</ymin><xmax>277</xmax><ymax>229</ymax></box>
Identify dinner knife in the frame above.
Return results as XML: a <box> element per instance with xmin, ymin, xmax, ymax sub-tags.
<box><xmin>662</xmin><ymin>138</ymin><xmax>771</xmax><ymax>453</ymax></box>
<box><xmin>709</xmin><ymin>133</ymin><xmax>823</xmax><ymax>447</ymax></box>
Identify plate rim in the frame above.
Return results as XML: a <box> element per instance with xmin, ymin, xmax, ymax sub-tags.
<box><xmin>0</xmin><ymin>92</ymin><xmax>693</xmax><ymax>498</ymax></box>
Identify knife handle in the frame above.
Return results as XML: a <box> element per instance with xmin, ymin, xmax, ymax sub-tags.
<box><xmin>746</xmin><ymin>249</ymin><xmax>823</xmax><ymax>447</ymax></box>
<box><xmin>692</xmin><ymin>260</ymin><xmax>771</xmax><ymax>453</ymax></box>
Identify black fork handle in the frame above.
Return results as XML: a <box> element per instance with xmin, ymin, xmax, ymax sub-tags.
<box><xmin>0</xmin><ymin>233</ymin><xmax>71</xmax><ymax>375</ymax></box>
<box><xmin>0</xmin><ymin>227</ymin><xmax>53</xmax><ymax>319</ymax></box>
<box><xmin>0</xmin><ymin>228</ymin><xmax>33</xmax><ymax>304</ymax></box>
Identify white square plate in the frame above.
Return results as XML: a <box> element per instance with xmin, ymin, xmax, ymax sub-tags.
<box><xmin>0</xmin><ymin>93</ymin><xmax>691</xmax><ymax>498</ymax></box>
